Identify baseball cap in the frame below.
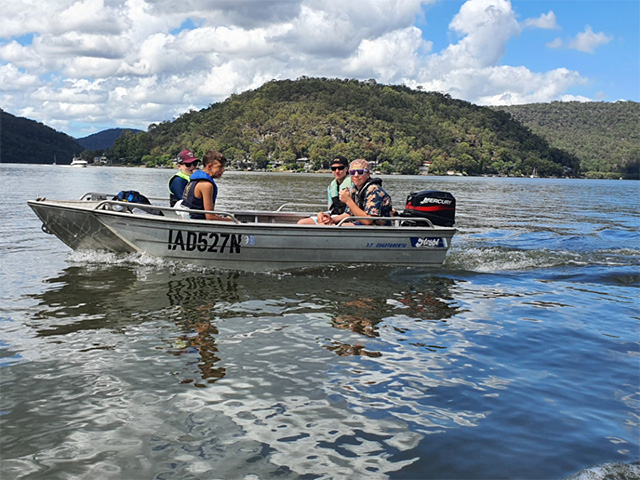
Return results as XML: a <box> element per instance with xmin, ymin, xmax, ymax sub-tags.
<box><xmin>176</xmin><ymin>150</ymin><xmax>199</xmax><ymax>165</ymax></box>
<box><xmin>331</xmin><ymin>155</ymin><xmax>349</xmax><ymax>168</ymax></box>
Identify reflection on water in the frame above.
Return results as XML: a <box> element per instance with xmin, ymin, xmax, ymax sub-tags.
<box><xmin>3</xmin><ymin>259</ymin><xmax>478</xmax><ymax>478</ymax></box>
<box><xmin>27</xmin><ymin>260</ymin><xmax>462</xmax><ymax>373</ymax></box>
<box><xmin>9</xmin><ymin>259</ymin><xmax>491</xmax><ymax>478</ymax></box>
<box><xmin>325</xmin><ymin>275</ymin><xmax>458</xmax><ymax>357</ymax></box>
<box><xmin>170</xmin><ymin>309</ymin><xmax>226</xmax><ymax>387</ymax></box>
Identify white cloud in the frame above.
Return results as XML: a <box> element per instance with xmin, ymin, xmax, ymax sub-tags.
<box><xmin>56</xmin><ymin>0</ymin><xmax>128</xmax><ymax>35</ymax></box>
<box><xmin>434</xmin><ymin>0</ymin><xmax>521</xmax><ymax>70</ymax></box>
<box><xmin>0</xmin><ymin>41</ymin><xmax>43</xmax><ymax>70</ymax></box>
<box><xmin>413</xmin><ymin>0</ymin><xmax>590</xmax><ymax>106</ymax></box>
<box><xmin>473</xmin><ymin>67</ymin><xmax>588</xmax><ymax>105</ymax></box>
<box><xmin>0</xmin><ymin>0</ymin><xmax>606</xmax><ymax>136</ymax></box>
<box><xmin>523</xmin><ymin>11</ymin><xmax>559</xmax><ymax>30</ymax></box>
<box><xmin>560</xmin><ymin>94</ymin><xmax>592</xmax><ymax>102</ymax></box>
<box><xmin>345</xmin><ymin>27</ymin><xmax>430</xmax><ymax>82</ymax></box>
<box><xmin>547</xmin><ymin>25</ymin><xmax>612</xmax><ymax>53</ymax></box>
<box><xmin>0</xmin><ymin>63</ymin><xmax>40</xmax><ymax>91</ymax></box>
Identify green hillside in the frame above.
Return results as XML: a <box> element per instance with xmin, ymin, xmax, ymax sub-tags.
<box><xmin>0</xmin><ymin>109</ymin><xmax>83</xmax><ymax>164</ymax></box>
<box><xmin>495</xmin><ymin>101</ymin><xmax>639</xmax><ymax>179</ymax></box>
<box><xmin>108</xmin><ymin>78</ymin><xmax>581</xmax><ymax>177</ymax></box>
<box><xmin>77</xmin><ymin>128</ymin><xmax>143</xmax><ymax>151</ymax></box>
<box><xmin>5</xmin><ymin>78</ymin><xmax>636</xmax><ymax>178</ymax></box>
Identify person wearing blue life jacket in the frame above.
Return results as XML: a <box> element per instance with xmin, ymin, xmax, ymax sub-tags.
<box><xmin>168</xmin><ymin>150</ymin><xmax>199</xmax><ymax>206</ymax></box>
<box><xmin>181</xmin><ymin>150</ymin><xmax>231</xmax><ymax>221</ymax></box>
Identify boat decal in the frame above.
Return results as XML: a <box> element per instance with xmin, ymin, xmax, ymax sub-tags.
<box><xmin>167</xmin><ymin>229</ymin><xmax>242</xmax><ymax>253</ymax></box>
<box><xmin>366</xmin><ymin>242</ymin><xmax>408</xmax><ymax>248</ymax></box>
<box><xmin>410</xmin><ymin>237</ymin><xmax>445</xmax><ymax>248</ymax></box>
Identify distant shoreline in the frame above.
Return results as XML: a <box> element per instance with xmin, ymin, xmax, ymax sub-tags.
<box><xmin>2</xmin><ymin>162</ymin><xmax>635</xmax><ymax>180</ymax></box>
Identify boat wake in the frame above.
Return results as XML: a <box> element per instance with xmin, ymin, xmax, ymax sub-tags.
<box><xmin>565</xmin><ymin>462</ymin><xmax>640</xmax><ymax>480</ymax></box>
<box><xmin>68</xmin><ymin>250</ymin><xmax>167</xmax><ymax>268</ymax></box>
<box><xmin>66</xmin><ymin>250</ymin><xmax>291</xmax><ymax>278</ymax></box>
<box><xmin>65</xmin><ymin>243</ymin><xmax>640</xmax><ymax>287</ymax></box>
<box><xmin>445</xmin><ymin>243</ymin><xmax>639</xmax><ymax>274</ymax></box>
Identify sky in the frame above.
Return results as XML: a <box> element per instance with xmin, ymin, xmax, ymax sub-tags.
<box><xmin>1</xmin><ymin>0</ymin><xmax>638</xmax><ymax>139</ymax></box>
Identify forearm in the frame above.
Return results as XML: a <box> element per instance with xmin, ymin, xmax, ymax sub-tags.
<box><xmin>205</xmin><ymin>212</ymin><xmax>232</xmax><ymax>221</ymax></box>
<box><xmin>343</xmin><ymin>198</ymin><xmax>372</xmax><ymax>225</ymax></box>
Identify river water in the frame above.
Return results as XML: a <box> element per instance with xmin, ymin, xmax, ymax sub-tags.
<box><xmin>1</xmin><ymin>164</ymin><xmax>638</xmax><ymax>480</ymax></box>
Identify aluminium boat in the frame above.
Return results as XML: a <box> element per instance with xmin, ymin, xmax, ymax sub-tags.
<box><xmin>28</xmin><ymin>192</ymin><xmax>457</xmax><ymax>272</ymax></box>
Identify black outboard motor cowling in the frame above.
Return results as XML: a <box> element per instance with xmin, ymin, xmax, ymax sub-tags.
<box><xmin>401</xmin><ymin>190</ymin><xmax>455</xmax><ymax>226</ymax></box>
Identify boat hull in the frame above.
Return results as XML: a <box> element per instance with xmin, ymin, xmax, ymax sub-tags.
<box><xmin>29</xmin><ymin>199</ymin><xmax>456</xmax><ymax>271</ymax></box>
<box><xmin>28</xmin><ymin>200</ymin><xmax>136</xmax><ymax>252</ymax></box>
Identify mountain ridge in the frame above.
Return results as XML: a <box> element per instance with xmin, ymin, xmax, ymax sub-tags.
<box><xmin>0</xmin><ymin>109</ymin><xmax>142</xmax><ymax>164</ymax></box>
<box><xmin>77</xmin><ymin>128</ymin><xmax>143</xmax><ymax>151</ymax></box>
<box><xmin>3</xmin><ymin>78</ymin><xmax>638</xmax><ymax>178</ymax></box>
<box><xmin>108</xmin><ymin>78</ymin><xmax>583</xmax><ymax>177</ymax></box>
<box><xmin>0</xmin><ymin>109</ymin><xmax>83</xmax><ymax>164</ymax></box>
<box><xmin>494</xmin><ymin>101</ymin><xmax>639</xmax><ymax>178</ymax></box>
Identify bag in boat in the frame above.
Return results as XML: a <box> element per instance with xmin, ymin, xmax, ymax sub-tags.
<box><xmin>112</xmin><ymin>190</ymin><xmax>163</xmax><ymax>216</ymax></box>
<box><xmin>400</xmin><ymin>190</ymin><xmax>455</xmax><ymax>226</ymax></box>
<box><xmin>173</xmin><ymin>199</ymin><xmax>190</xmax><ymax>219</ymax></box>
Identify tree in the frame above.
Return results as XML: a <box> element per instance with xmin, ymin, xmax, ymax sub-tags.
<box><xmin>252</xmin><ymin>149</ymin><xmax>269</xmax><ymax>170</ymax></box>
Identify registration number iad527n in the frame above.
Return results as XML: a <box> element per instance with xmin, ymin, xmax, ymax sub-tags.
<box><xmin>167</xmin><ymin>229</ymin><xmax>242</xmax><ymax>253</ymax></box>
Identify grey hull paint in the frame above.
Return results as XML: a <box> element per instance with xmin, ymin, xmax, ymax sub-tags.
<box><xmin>29</xmin><ymin>199</ymin><xmax>456</xmax><ymax>272</ymax></box>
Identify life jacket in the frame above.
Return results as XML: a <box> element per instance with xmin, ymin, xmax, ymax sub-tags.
<box><xmin>328</xmin><ymin>176</ymin><xmax>353</xmax><ymax>215</ymax></box>
<box><xmin>354</xmin><ymin>177</ymin><xmax>383</xmax><ymax>209</ymax></box>
<box><xmin>351</xmin><ymin>178</ymin><xmax>392</xmax><ymax>225</ymax></box>
<box><xmin>182</xmin><ymin>171</ymin><xmax>217</xmax><ymax>220</ymax></box>
<box><xmin>168</xmin><ymin>171</ymin><xmax>191</xmax><ymax>206</ymax></box>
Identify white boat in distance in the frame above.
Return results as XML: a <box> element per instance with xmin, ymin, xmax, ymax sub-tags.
<box><xmin>28</xmin><ymin>191</ymin><xmax>457</xmax><ymax>272</ymax></box>
<box><xmin>70</xmin><ymin>156</ymin><xmax>88</xmax><ymax>167</ymax></box>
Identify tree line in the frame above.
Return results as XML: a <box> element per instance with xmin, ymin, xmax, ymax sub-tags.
<box><xmin>4</xmin><ymin>78</ymin><xmax>637</xmax><ymax>179</ymax></box>
<box><xmin>495</xmin><ymin>101</ymin><xmax>639</xmax><ymax>179</ymax></box>
<box><xmin>0</xmin><ymin>109</ymin><xmax>82</xmax><ymax>164</ymax></box>
<box><xmin>105</xmin><ymin>78</ymin><xmax>583</xmax><ymax>178</ymax></box>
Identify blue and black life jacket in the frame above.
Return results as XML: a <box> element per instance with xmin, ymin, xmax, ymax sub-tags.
<box><xmin>182</xmin><ymin>171</ymin><xmax>217</xmax><ymax>220</ymax></box>
<box><xmin>112</xmin><ymin>190</ymin><xmax>163</xmax><ymax>216</ymax></box>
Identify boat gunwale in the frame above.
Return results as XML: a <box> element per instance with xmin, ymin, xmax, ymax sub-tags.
<box><xmin>29</xmin><ymin>197</ymin><xmax>457</xmax><ymax>235</ymax></box>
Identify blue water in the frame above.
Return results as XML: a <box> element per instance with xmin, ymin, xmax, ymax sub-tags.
<box><xmin>1</xmin><ymin>164</ymin><xmax>638</xmax><ymax>479</ymax></box>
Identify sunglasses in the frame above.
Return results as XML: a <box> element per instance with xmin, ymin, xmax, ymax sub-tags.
<box><xmin>349</xmin><ymin>168</ymin><xmax>369</xmax><ymax>176</ymax></box>
<box><xmin>330</xmin><ymin>165</ymin><xmax>346</xmax><ymax>171</ymax></box>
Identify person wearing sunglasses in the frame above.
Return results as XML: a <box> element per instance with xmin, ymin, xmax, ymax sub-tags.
<box><xmin>318</xmin><ymin>159</ymin><xmax>393</xmax><ymax>226</ymax></box>
<box><xmin>169</xmin><ymin>150</ymin><xmax>200</xmax><ymax>206</ymax></box>
<box><xmin>298</xmin><ymin>155</ymin><xmax>352</xmax><ymax>225</ymax></box>
<box><xmin>326</xmin><ymin>155</ymin><xmax>353</xmax><ymax>215</ymax></box>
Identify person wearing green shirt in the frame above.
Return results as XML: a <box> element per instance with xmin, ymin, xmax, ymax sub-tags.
<box><xmin>298</xmin><ymin>156</ymin><xmax>352</xmax><ymax>224</ymax></box>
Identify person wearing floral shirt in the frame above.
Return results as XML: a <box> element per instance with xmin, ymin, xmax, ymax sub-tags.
<box><xmin>317</xmin><ymin>159</ymin><xmax>393</xmax><ymax>226</ymax></box>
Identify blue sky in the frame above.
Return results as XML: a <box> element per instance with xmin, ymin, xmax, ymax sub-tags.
<box><xmin>0</xmin><ymin>0</ymin><xmax>637</xmax><ymax>139</ymax></box>
<box><xmin>498</xmin><ymin>0</ymin><xmax>638</xmax><ymax>101</ymax></box>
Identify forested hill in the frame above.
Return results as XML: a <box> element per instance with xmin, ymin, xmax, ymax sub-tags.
<box><xmin>0</xmin><ymin>109</ymin><xmax>83</xmax><ymax>164</ymax></box>
<box><xmin>494</xmin><ymin>101</ymin><xmax>639</xmax><ymax>179</ymax></box>
<box><xmin>110</xmin><ymin>78</ymin><xmax>580</xmax><ymax>177</ymax></box>
<box><xmin>77</xmin><ymin>128</ymin><xmax>143</xmax><ymax>150</ymax></box>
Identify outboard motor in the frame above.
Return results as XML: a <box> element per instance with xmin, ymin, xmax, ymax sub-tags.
<box><xmin>401</xmin><ymin>190</ymin><xmax>455</xmax><ymax>226</ymax></box>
